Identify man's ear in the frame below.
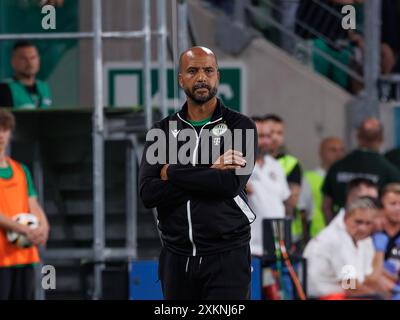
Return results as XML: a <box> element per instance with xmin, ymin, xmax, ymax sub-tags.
<box><xmin>178</xmin><ymin>73</ymin><xmax>183</xmax><ymax>89</ymax></box>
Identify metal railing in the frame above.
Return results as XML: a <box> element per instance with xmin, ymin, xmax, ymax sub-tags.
<box><xmin>0</xmin><ymin>0</ymin><xmax>169</xmax><ymax>299</ymax></box>
<box><xmin>246</xmin><ymin>0</ymin><xmax>365</xmax><ymax>83</ymax></box>
<box><xmin>232</xmin><ymin>0</ymin><xmax>383</xmax><ymax>116</ymax></box>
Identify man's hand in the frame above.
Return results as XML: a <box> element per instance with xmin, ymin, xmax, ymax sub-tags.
<box><xmin>23</xmin><ymin>224</ymin><xmax>49</xmax><ymax>247</ymax></box>
<box><xmin>160</xmin><ymin>164</ymin><xmax>170</xmax><ymax>181</ymax></box>
<box><xmin>211</xmin><ymin>149</ymin><xmax>246</xmax><ymax>170</ymax></box>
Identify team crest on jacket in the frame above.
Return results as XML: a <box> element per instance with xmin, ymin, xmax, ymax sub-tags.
<box><xmin>212</xmin><ymin>123</ymin><xmax>228</xmax><ymax>136</ymax></box>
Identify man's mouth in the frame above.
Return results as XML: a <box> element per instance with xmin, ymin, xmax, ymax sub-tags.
<box><xmin>193</xmin><ymin>84</ymin><xmax>210</xmax><ymax>92</ymax></box>
<box><xmin>195</xmin><ymin>88</ymin><xmax>209</xmax><ymax>93</ymax></box>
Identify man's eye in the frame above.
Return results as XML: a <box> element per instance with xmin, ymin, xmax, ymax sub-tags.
<box><xmin>188</xmin><ymin>69</ymin><xmax>196</xmax><ymax>74</ymax></box>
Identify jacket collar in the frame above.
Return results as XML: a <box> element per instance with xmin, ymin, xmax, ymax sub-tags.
<box><xmin>177</xmin><ymin>98</ymin><xmax>224</xmax><ymax>123</ymax></box>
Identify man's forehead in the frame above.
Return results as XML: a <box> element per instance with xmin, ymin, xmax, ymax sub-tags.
<box><xmin>352</xmin><ymin>209</ymin><xmax>375</xmax><ymax>219</ymax></box>
<box><xmin>14</xmin><ymin>47</ymin><xmax>38</xmax><ymax>56</ymax></box>
<box><xmin>325</xmin><ymin>140</ymin><xmax>343</xmax><ymax>148</ymax></box>
<box><xmin>183</xmin><ymin>55</ymin><xmax>217</xmax><ymax>68</ymax></box>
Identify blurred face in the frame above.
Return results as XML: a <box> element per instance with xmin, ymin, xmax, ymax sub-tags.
<box><xmin>264</xmin><ymin>120</ymin><xmax>283</xmax><ymax>154</ymax></box>
<box><xmin>0</xmin><ymin>127</ymin><xmax>11</xmax><ymax>153</ymax></box>
<box><xmin>320</xmin><ymin>138</ymin><xmax>345</xmax><ymax>169</ymax></box>
<box><xmin>357</xmin><ymin>117</ymin><xmax>383</xmax><ymax>149</ymax></box>
<box><xmin>381</xmin><ymin>192</ymin><xmax>400</xmax><ymax>225</ymax></box>
<box><xmin>345</xmin><ymin>208</ymin><xmax>376</xmax><ymax>242</ymax></box>
<box><xmin>11</xmin><ymin>46</ymin><xmax>40</xmax><ymax>79</ymax></box>
<box><xmin>255</xmin><ymin>121</ymin><xmax>272</xmax><ymax>156</ymax></box>
<box><xmin>178</xmin><ymin>49</ymin><xmax>219</xmax><ymax>105</ymax></box>
<box><xmin>347</xmin><ymin>185</ymin><xmax>378</xmax><ymax>204</ymax></box>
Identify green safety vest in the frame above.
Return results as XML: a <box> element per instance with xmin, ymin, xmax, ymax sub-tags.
<box><xmin>304</xmin><ymin>170</ymin><xmax>325</xmax><ymax>237</ymax></box>
<box><xmin>5</xmin><ymin>79</ymin><xmax>52</xmax><ymax>109</ymax></box>
<box><xmin>278</xmin><ymin>154</ymin><xmax>299</xmax><ymax>177</ymax></box>
<box><xmin>277</xmin><ymin>154</ymin><xmax>303</xmax><ymax>240</ymax></box>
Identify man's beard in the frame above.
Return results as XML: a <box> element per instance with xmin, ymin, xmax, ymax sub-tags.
<box><xmin>184</xmin><ymin>83</ymin><xmax>218</xmax><ymax>105</ymax></box>
<box><xmin>17</xmin><ymin>70</ymin><xmax>36</xmax><ymax>79</ymax></box>
<box><xmin>258</xmin><ymin>146</ymin><xmax>268</xmax><ymax>158</ymax></box>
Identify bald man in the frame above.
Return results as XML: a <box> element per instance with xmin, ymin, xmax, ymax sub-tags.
<box><xmin>322</xmin><ymin>118</ymin><xmax>400</xmax><ymax>223</ymax></box>
<box><xmin>298</xmin><ymin>137</ymin><xmax>345</xmax><ymax>239</ymax></box>
<box><xmin>139</xmin><ymin>47</ymin><xmax>257</xmax><ymax>300</ymax></box>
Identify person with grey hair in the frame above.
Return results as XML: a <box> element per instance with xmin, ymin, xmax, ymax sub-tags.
<box><xmin>303</xmin><ymin>196</ymin><xmax>389</xmax><ymax>299</ymax></box>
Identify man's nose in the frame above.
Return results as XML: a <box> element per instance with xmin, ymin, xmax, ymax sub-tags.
<box><xmin>358</xmin><ymin>224</ymin><xmax>369</xmax><ymax>233</ymax></box>
<box><xmin>196</xmin><ymin>71</ymin><xmax>207</xmax><ymax>81</ymax></box>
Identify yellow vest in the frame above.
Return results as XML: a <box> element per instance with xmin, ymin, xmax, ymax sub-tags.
<box><xmin>304</xmin><ymin>170</ymin><xmax>325</xmax><ymax>237</ymax></box>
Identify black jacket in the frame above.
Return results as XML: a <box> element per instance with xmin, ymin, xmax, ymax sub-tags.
<box><xmin>139</xmin><ymin>99</ymin><xmax>257</xmax><ymax>256</ymax></box>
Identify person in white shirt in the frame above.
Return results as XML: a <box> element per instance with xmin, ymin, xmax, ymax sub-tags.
<box><xmin>303</xmin><ymin>196</ymin><xmax>384</xmax><ymax>299</ymax></box>
<box><xmin>247</xmin><ymin>117</ymin><xmax>290</xmax><ymax>256</ymax></box>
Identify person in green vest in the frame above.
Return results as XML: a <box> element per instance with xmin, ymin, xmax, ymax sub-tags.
<box><xmin>263</xmin><ymin>114</ymin><xmax>304</xmax><ymax>247</ymax></box>
<box><xmin>297</xmin><ymin>137</ymin><xmax>345</xmax><ymax>241</ymax></box>
<box><xmin>0</xmin><ymin>41</ymin><xmax>52</xmax><ymax>109</ymax></box>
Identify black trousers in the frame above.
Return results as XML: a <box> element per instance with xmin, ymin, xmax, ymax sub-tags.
<box><xmin>158</xmin><ymin>245</ymin><xmax>251</xmax><ymax>300</ymax></box>
<box><xmin>0</xmin><ymin>265</ymin><xmax>35</xmax><ymax>300</ymax></box>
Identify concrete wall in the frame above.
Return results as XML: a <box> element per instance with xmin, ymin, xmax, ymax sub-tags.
<box><xmin>242</xmin><ymin>39</ymin><xmax>352</xmax><ymax>169</ymax></box>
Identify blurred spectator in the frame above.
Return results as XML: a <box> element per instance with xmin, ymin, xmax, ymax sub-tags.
<box><xmin>322</xmin><ymin>118</ymin><xmax>400</xmax><ymax>223</ymax></box>
<box><xmin>202</xmin><ymin>0</ymin><xmax>234</xmax><ymax>16</ymax></box>
<box><xmin>379</xmin><ymin>0</ymin><xmax>399</xmax><ymax>73</ymax></box>
<box><xmin>298</xmin><ymin>137</ymin><xmax>345</xmax><ymax>241</ymax></box>
<box><xmin>345</xmin><ymin>178</ymin><xmax>379</xmax><ymax>204</ymax></box>
<box><xmin>373</xmin><ymin>184</ymin><xmax>400</xmax><ymax>295</ymax></box>
<box><xmin>263</xmin><ymin>114</ymin><xmax>304</xmax><ymax>246</ymax></box>
<box><xmin>296</xmin><ymin>0</ymin><xmax>399</xmax><ymax>93</ymax></box>
<box><xmin>304</xmin><ymin>196</ymin><xmax>384</xmax><ymax>299</ymax></box>
<box><xmin>252</xmin><ymin>0</ymin><xmax>300</xmax><ymax>53</ymax></box>
<box><xmin>350</xmin><ymin>0</ymin><xmax>400</xmax><ymax>93</ymax></box>
<box><xmin>276</xmin><ymin>0</ymin><xmax>300</xmax><ymax>53</ymax></box>
<box><xmin>263</xmin><ymin>114</ymin><xmax>302</xmax><ymax>187</ymax></box>
<box><xmin>247</xmin><ymin>117</ymin><xmax>291</xmax><ymax>256</ymax></box>
<box><xmin>0</xmin><ymin>41</ymin><xmax>52</xmax><ymax>109</ymax></box>
<box><xmin>295</xmin><ymin>0</ymin><xmax>359</xmax><ymax>90</ymax></box>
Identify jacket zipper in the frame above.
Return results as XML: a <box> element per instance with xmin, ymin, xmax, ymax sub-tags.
<box><xmin>177</xmin><ymin>113</ymin><xmax>222</xmax><ymax>256</ymax></box>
